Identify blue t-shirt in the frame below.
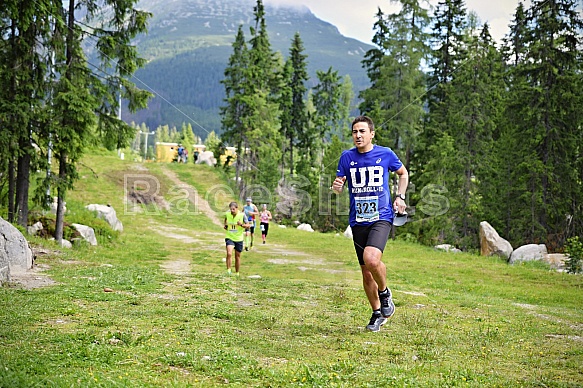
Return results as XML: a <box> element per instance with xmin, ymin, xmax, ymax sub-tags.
<box><xmin>337</xmin><ymin>145</ymin><xmax>403</xmax><ymax>227</ymax></box>
<box><xmin>243</xmin><ymin>204</ymin><xmax>256</xmax><ymax>226</ymax></box>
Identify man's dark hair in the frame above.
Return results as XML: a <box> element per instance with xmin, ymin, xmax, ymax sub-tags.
<box><xmin>351</xmin><ymin>116</ymin><xmax>374</xmax><ymax>131</ymax></box>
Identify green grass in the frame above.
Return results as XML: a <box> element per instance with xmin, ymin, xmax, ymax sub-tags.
<box><xmin>1</xmin><ymin>150</ymin><xmax>582</xmax><ymax>387</ymax></box>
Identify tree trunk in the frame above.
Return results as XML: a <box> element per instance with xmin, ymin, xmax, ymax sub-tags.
<box><xmin>54</xmin><ymin>154</ymin><xmax>67</xmax><ymax>244</ymax></box>
<box><xmin>289</xmin><ymin>133</ymin><xmax>293</xmax><ymax>175</ymax></box>
<box><xmin>15</xmin><ymin>146</ymin><xmax>31</xmax><ymax>228</ymax></box>
<box><xmin>7</xmin><ymin>159</ymin><xmax>15</xmax><ymax>223</ymax></box>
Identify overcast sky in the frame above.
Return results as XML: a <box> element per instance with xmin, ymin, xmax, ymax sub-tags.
<box><xmin>265</xmin><ymin>0</ymin><xmax>581</xmax><ymax>44</ymax></box>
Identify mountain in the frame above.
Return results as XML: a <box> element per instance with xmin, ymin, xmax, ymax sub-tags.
<box><xmin>122</xmin><ymin>0</ymin><xmax>374</xmax><ymax>140</ymax></box>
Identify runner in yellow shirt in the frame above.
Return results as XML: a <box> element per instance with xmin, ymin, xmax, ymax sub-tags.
<box><xmin>224</xmin><ymin>201</ymin><xmax>251</xmax><ymax>277</ymax></box>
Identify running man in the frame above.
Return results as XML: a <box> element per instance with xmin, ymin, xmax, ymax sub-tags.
<box><xmin>224</xmin><ymin>201</ymin><xmax>251</xmax><ymax>277</ymax></box>
<box><xmin>243</xmin><ymin>197</ymin><xmax>259</xmax><ymax>251</ymax></box>
<box><xmin>332</xmin><ymin>116</ymin><xmax>408</xmax><ymax>332</ymax></box>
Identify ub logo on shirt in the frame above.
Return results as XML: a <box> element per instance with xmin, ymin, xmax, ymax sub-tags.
<box><xmin>350</xmin><ymin>166</ymin><xmax>384</xmax><ymax>188</ymax></box>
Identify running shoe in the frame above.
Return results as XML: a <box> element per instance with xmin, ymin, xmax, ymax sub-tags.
<box><xmin>366</xmin><ymin>312</ymin><xmax>387</xmax><ymax>332</ymax></box>
<box><xmin>379</xmin><ymin>288</ymin><xmax>395</xmax><ymax>318</ymax></box>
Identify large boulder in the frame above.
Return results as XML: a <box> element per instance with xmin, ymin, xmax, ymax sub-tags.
<box><xmin>85</xmin><ymin>204</ymin><xmax>123</xmax><ymax>232</ymax></box>
<box><xmin>435</xmin><ymin>244</ymin><xmax>462</xmax><ymax>253</ymax></box>
<box><xmin>27</xmin><ymin>221</ymin><xmax>44</xmax><ymax>236</ymax></box>
<box><xmin>543</xmin><ymin>253</ymin><xmax>567</xmax><ymax>271</ymax></box>
<box><xmin>195</xmin><ymin>151</ymin><xmax>217</xmax><ymax>166</ymax></box>
<box><xmin>479</xmin><ymin>221</ymin><xmax>513</xmax><ymax>259</ymax></box>
<box><xmin>297</xmin><ymin>223</ymin><xmax>314</xmax><ymax>232</ymax></box>
<box><xmin>509</xmin><ymin>244</ymin><xmax>548</xmax><ymax>264</ymax></box>
<box><xmin>0</xmin><ymin>217</ymin><xmax>34</xmax><ymax>284</ymax></box>
<box><xmin>72</xmin><ymin>223</ymin><xmax>98</xmax><ymax>246</ymax></box>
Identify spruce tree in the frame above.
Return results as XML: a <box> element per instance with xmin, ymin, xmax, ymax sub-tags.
<box><xmin>0</xmin><ymin>0</ymin><xmax>54</xmax><ymax>226</ymax></box>
<box><xmin>421</xmin><ymin>0</ymin><xmax>468</xmax><ymax>165</ymax></box>
<box><xmin>312</xmin><ymin>67</ymin><xmax>343</xmax><ymax>139</ymax></box>
<box><xmin>49</xmin><ymin>0</ymin><xmax>151</xmax><ymax>243</ymax></box>
<box><xmin>502</xmin><ymin>0</ymin><xmax>583</xmax><ymax>246</ymax></box>
<box><xmin>220</xmin><ymin>25</ymin><xmax>249</xmax><ymax>185</ymax></box>
<box><xmin>360</xmin><ymin>0</ymin><xmax>430</xmax><ymax>172</ymax></box>
<box><xmin>287</xmin><ymin>32</ymin><xmax>310</xmax><ymax>176</ymax></box>
<box><xmin>440</xmin><ymin>21</ymin><xmax>505</xmax><ymax>248</ymax></box>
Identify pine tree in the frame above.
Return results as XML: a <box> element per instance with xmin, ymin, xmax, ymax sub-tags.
<box><xmin>180</xmin><ymin>122</ymin><xmax>196</xmax><ymax>158</ymax></box>
<box><xmin>287</xmin><ymin>32</ymin><xmax>310</xmax><ymax>176</ymax></box>
<box><xmin>360</xmin><ymin>0</ymin><xmax>431</xmax><ymax>172</ymax></box>
<box><xmin>440</xmin><ymin>21</ymin><xmax>506</xmax><ymax>248</ymax></box>
<box><xmin>49</xmin><ymin>0</ymin><xmax>151</xmax><ymax>243</ymax></box>
<box><xmin>421</xmin><ymin>0</ymin><xmax>468</xmax><ymax>166</ymax></box>
<box><xmin>220</xmin><ymin>25</ymin><xmax>249</xmax><ymax>185</ymax></box>
<box><xmin>0</xmin><ymin>0</ymin><xmax>54</xmax><ymax>226</ymax></box>
<box><xmin>502</xmin><ymin>0</ymin><xmax>583</xmax><ymax>246</ymax></box>
<box><xmin>312</xmin><ymin>67</ymin><xmax>343</xmax><ymax>138</ymax></box>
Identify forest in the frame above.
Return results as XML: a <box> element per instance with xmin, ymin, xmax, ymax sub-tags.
<box><xmin>1</xmin><ymin>0</ymin><xmax>582</xmax><ymax>253</ymax></box>
<box><xmin>215</xmin><ymin>0</ymin><xmax>583</xmax><ymax>252</ymax></box>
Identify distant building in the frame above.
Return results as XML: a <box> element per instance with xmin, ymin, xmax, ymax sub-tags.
<box><xmin>156</xmin><ymin>143</ymin><xmax>210</xmax><ymax>163</ymax></box>
<box><xmin>156</xmin><ymin>142</ymin><xmax>179</xmax><ymax>163</ymax></box>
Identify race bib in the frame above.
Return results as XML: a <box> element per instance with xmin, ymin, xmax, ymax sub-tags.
<box><xmin>260</xmin><ymin>224</ymin><xmax>265</xmax><ymax>231</ymax></box>
<box><xmin>355</xmin><ymin>196</ymin><xmax>379</xmax><ymax>223</ymax></box>
<box><xmin>228</xmin><ymin>223</ymin><xmax>237</xmax><ymax>232</ymax></box>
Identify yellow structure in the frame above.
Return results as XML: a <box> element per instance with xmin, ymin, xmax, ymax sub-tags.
<box><xmin>220</xmin><ymin>146</ymin><xmax>237</xmax><ymax>166</ymax></box>
<box><xmin>154</xmin><ymin>143</ymin><xmax>240</xmax><ymax>165</ymax></box>
<box><xmin>155</xmin><ymin>142</ymin><xmax>179</xmax><ymax>163</ymax></box>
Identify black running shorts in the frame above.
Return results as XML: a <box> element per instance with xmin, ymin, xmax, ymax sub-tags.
<box><xmin>351</xmin><ymin>220</ymin><xmax>392</xmax><ymax>265</ymax></box>
<box><xmin>225</xmin><ymin>238</ymin><xmax>243</xmax><ymax>253</ymax></box>
<box><xmin>260</xmin><ymin>222</ymin><xmax>269</xmax><ymax>236</ymax></box>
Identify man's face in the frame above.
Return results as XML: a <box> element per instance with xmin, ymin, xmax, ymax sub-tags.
<box><xmin>230</xmin><ymin>205</ymin><xmax>238</xmax><ymax>214</ymax></box>
<box><xmin>352</xmin><ymin>121</ymin><xmax>374</xmax><ymax>151</ymax></box>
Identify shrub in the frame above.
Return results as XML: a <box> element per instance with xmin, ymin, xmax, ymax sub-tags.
<box><xmin>564</xmin><ymin>236</ymin><xmax>583</xmax><ymax>274</ymax></box>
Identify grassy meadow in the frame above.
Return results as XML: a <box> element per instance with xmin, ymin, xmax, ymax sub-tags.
<box><xmin>1</xmin><ymin>150</ymin><xmax>582</xmax><ymax>387</ymax></box>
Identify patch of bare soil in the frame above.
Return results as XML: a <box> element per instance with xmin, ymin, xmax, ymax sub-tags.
<box><xmin>160</xmin><ymin>166</ymin><xmax>223</xmax><ymax>227</ymax></box>
<box><xmin>160</xmin><ymin>259</ymin><xmax>192</xmax><ymax>276</ymax></box>
<box><xmin>9</xmin><ymin>264</ymin><xmax>57</xmax><ymax>289</ymax></box>
<box><xmin>127</xmin><ymin>189</ymin><xmax>170</xmax><ymax>210</ymax></box>
<box><xmin>7</xmin><ymin>245</ymin><xmax>66</xmax><ymax>289</ymax></box>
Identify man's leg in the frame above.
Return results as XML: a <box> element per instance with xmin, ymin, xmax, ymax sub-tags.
<box><xmin>244</xmin><ymin>230</ymin><xmax>250</xmax><ymax>251</ymax></box>
<box><xmin>234</xmin><ymin>250</ymin><xmax>241</xmax><ymax>276</ymax></box>
<box><xmin>363</xmin><ymin>247</ymin><xmax>394</xmax><ymax>318</ymax></box>
<box><xmin>360</xmin><ymin>265</ymin><xmax>380</xmax><ymax>310</ymax></box>
<box><xmin>226</xmin><ymin>244</ymin><xmax>234</xmax><ymax>274</ymax></box>
<box><xmin>362</xmin><ymin>247</ymin><xmax>387</xmax><ymax>293</ymax></box>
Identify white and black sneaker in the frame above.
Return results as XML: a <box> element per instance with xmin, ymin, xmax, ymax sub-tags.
<box><xmin>366</xmin><ymin>311</ymin><xmax>387</xmax><ymax>332</ymax></box>
<box><xmin>379</xmin><ymin>288</ymin><xmax>395</xmax><ymax>318</ymax></box>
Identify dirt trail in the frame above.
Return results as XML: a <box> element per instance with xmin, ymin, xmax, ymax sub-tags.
<box><xmin>160</xmin><ymin>166</ymin><xmax>223</xmax><ymax>228</ymax></box>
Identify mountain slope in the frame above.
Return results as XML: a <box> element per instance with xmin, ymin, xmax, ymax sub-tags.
<box><xmin>123</xmin><ymin>0</ymin><xmax>373</xmax><ymax>140</ymax></box>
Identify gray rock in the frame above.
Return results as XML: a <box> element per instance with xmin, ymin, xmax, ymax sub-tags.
<box><xmin>27</xmin><ymin>221</ymin><xmax>44</xmax><ymax>236</ymax></box>
<box><xmin>59</xmin><ymin>239</ymin><xmax>72</xmax><ymax>249</ymax></box>
<box><xmin>0</xmin><ymin>217</ymin><xmax>34</xmax><ymax>284</ymax></box>
<box><xmin>509</xmin><ymin>244</ymin><xmax>548</xmax><ymax>264</ymax></box>
<box><xmin>544</xmin><ymin>253</ymin><xmax>567</xmax><ymax>270</ymax></box>
<box><xmin>297</xmin><ymin>223</ymin><xmax>314</xmax><ymax>232</ymax></box>
<box><xmin>435</xmin><ymin>244</ymin><xmax>462</xmax><ymax>253</ymax></box>
<box><xmin>72</xmin><ymin>223</ymin><xmax>98</xmax><ymax>246</ymax></box>
<box><xmin>86</xmin><ymin>204</ymin><xmax>123</xmax><ymax>232</ymax></box>
<box><xmin>479</xmin><ymin>221</ymin><xmax>513</xmax><ymax>259</ymax></box>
